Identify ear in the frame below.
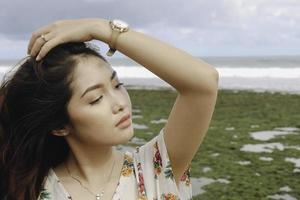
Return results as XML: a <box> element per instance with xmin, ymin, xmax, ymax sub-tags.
<box><xmin>51</xmin><ymin>129</ymin><xmax>69</xmax><ymax>137</ymax></box>
<box><xmin>51</xmin><ymin>125</ymin><xmax>71</xmax><ymax>137</ymax></box>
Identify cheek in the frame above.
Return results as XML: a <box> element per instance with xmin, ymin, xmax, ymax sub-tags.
<box><xmin>68</xmin><ymin>110</ymin><xmax>113</xmax><ymax>142</ymax></box>
<box><xmin>74</xmin><ymin>109</ymin><xmax>109</xmax><ymax>127</ymax></box>
<box><xmin>67</xmin><ymin>101</ymin><xmax>110</xmax><ymax>131</ymax></box>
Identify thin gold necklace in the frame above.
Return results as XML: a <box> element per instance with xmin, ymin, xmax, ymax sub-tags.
<box><xmin>64</xmin><ymin>157</ymin><xmax>116</xmax><ymax>200</ymax></box>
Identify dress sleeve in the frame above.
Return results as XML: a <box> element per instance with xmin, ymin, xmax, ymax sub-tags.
<box><xmin>135</xmin><ymin>127</ymin><xmax>193</xmax><ymax>200</ymax></box>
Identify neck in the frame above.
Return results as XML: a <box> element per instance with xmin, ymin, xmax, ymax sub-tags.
<box><xmin>65</xmin><ymin>145</ymin><xmax>117</xmax><ymax>188</ymax></box>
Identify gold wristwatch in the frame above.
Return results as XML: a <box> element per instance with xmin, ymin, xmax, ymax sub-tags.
<box><xmin>106</xmin><ymin>19</ymin><xmax>129</xmax><ymax>57</ymax></box>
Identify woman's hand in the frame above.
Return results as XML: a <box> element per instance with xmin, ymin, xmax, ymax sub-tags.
<box><xmin>27</xmin><ymin>18</ymin><xmax>111</xmax><ymax>61</ymax></box>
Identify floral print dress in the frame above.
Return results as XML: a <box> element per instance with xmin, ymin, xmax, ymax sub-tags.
<box><xmin>38</xmin><ymin>127</ymin><xmax>193</xmax><ymax>200</ymax></box>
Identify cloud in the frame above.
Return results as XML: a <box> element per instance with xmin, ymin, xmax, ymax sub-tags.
<box><xmin>0</xmin><ymin>0</ymin><xmax>299</xmax><ymax>57</ymax></box>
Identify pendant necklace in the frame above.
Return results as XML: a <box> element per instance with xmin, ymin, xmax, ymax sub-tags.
<box><xmin>64</xmin><ymin>156</ymin><xmax>116</xmax><ymax>200</ymax></box>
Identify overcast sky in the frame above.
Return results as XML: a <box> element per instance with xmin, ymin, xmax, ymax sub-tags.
<box><xmin>0</xmin><ymin>0</ymin><xmax>299</xmax><ymax>59</ymax></box>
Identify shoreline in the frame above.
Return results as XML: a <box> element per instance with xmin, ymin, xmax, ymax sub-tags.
<box><xmin>122</xmin><ymin>78</ymin><xmax>300</xmax><ymax>95</ymax></box>
<box><xmin>2</xmin><ymin>70</ymin><xmax>300</xmax><ymax>95</ymax></box>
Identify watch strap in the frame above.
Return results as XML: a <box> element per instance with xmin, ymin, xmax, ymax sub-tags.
<box><xmin>106</xmin><ymin>29</ymin><xmax>120</xmax><ymax>56</ymax></box>
<box><xmin>106</xmin><ymin>48</ymin><xmax>116</xmax><ymax>57</ymax></box>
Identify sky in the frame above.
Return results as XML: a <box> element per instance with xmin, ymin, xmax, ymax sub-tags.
<box><xmin>0</xmin><ymin>0</ymin><xmax>299</xmax><ymax>59</ymax></box>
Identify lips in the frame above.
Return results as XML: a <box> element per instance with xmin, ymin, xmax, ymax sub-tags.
<box><xmin>116</xmin><ymin>114</ymin><xmax>131</xmax><ymax>127</ymax></box>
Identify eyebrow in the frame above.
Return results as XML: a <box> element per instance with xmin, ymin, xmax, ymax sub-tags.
<box><xmin>80</xmin><ymin>70</ymin><xmax>117</xmax><ymax>99</ymax></box>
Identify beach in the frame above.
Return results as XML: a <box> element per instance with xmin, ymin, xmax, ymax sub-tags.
<box><xmin>121</xmin><ymin>89</ymin><xmax>300</xmax><ymax>199</ymax></box>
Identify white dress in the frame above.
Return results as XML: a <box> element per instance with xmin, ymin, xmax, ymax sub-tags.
<box><xmin>38</xmin><ymin>127</ymin><xmax>193</xmax><ymax>200</ymax></box>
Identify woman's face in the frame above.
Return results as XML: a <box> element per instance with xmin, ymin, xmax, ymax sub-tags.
<box><xmin>64</xmin><ymin>55</ymin><xmax>133</xmax><ymax>146</ymax></box>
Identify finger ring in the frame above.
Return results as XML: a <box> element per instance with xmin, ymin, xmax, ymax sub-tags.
<box><xmin>40</xmin><ymin>34</ymin><xmax>47</xmax><ymax>42</ymax></box>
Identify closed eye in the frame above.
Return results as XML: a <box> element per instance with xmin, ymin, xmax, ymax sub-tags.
<box><xmin>90</xmin><ymin>82</ymin><xmax>124</xmax><ymax>105</ymax></box>
<box><xmin>115</xmin><ymin>82</ymin><xmax>124</xmax><ymax>89</ymax></box>
<box><xmin>90</xmin><ymin>96</ymin><xmax>103</xmax><ymax>105</ymax></box>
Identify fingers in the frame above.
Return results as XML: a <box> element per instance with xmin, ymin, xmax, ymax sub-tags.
<box><xmin>27</xmin><ymin>25</ymin><xmax>52</xmax><ymax>54</ymax></box>
<box><xmin>30</xmin><ymin>35</ymin><xmax>49</xmax><ymax>58</ymax></box>
<box><xmin>36</xmin><ymin>37</ymin><xmax>62</xmax><ymax>61</ymax></box>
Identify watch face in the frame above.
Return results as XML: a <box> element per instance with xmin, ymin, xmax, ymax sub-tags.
<box><xmin>113</xmin><ymin>19</ymin><xmax>129</xmax><ymax>29</ymax></box>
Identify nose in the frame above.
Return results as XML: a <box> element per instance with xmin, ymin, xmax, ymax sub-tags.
<box><xmin>109</xmin><ymin>90</ymin><xmax>126</xmax><ymax>113</ymax></box>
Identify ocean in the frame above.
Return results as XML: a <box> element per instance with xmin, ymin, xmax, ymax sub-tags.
<box><xmin>1</xmin><ymin>55</ymin><xmax>300</xmax><ymax>94</ymax></box>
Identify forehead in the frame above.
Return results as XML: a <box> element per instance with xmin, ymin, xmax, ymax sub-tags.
<box><xmin>71</xmin><ymin>56</ymin><xmax>114</xmax><ymax>91</ymax></box>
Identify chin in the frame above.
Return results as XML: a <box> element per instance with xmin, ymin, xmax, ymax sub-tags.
<box><xmin>116</xmin><ymin>126</ymin><xmax>134</xmax><ymax>142</ymax></box>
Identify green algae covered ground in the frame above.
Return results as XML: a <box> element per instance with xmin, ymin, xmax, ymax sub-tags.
<box><xmin>127</xmin><ymin>88</ymin><xmax>300</xmax><ymax>200</ymax></box>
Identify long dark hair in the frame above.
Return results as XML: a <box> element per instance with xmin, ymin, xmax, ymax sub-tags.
<box><xmin>0</xmin><ymin>42</ymin><xmax>108</xmax><ymax>200</ymax></box>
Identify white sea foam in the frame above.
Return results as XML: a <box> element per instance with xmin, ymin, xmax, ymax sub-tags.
<box><xmin>285</xmin><ymin>157</ymin><xmax>300</xmax><ymax>168</ymax></box>
<box><xmin>267</xmin><ymin>194</ymin><xmax>297</xmax><ymax>200</ymax></box>
<box><xmin>2</xmin><ymin>57</ymin><xmax>300</xmax><ymax>93</ymax></box>
<box><xmin>2</xmin><ymin>65</ymin><xmax>300</xmax><ymax>79</ymax></box>
<box><xmin>279</xmin><ymin>186</ymin><xmax>292</xmax><ymax>192</ymax></box>
<box><xmin>217</xmin><ymin>67</ymin><xmax>300</xmax><ymax>78</ymax></box>
<box><xmin>250</xmin><ymin>129</ymin><xmax>298</xmax><ymax>141</ymax></box>
<box><xmin>202</xmin><ymin>167</ymin><xmax>212</xmax><ymax>173</ymax></box>
<box><xmin>259</xmin><ymin>157</ymin><xmax>273</xmax><ymax>161</ymax></box>
<box><xmin>240</xmin><ymin>143</ymin><xmax>284</xmax><ymax>153</ymax></box>
<box><xmin>150</xmin><ymin>118</ymin><xmax>168</xmax><ymax>124</ymax></box>
<box><xmin>237</xmin><ymin>161</ymin><xmax>251</xmax><ymax>165</ymax></box>
<box><xmin>190</xmin><ymin>177</ymin><xmax>230</xmax><ymax>196</ymax></box>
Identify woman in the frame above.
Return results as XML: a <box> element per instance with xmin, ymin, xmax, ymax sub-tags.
<box><xmin>0</xmin><ymin>18</ymin><xmax>219</xmax><ymax>200</ymax></box>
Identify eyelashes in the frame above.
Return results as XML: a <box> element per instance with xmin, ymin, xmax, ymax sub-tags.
<box><xmin>116</xmin><ymin>82</ymin><xmax>124</xmax><ymax>89</ymax></box>
<box><xmin>90</xmin><ymin>97</ymin><xmax>102</xmax><ymax>105</ymax></box>
<box><xmin>90</xmin><ymin>82</ymin><xmax>124</xmax><ymax>105</ymax></box>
